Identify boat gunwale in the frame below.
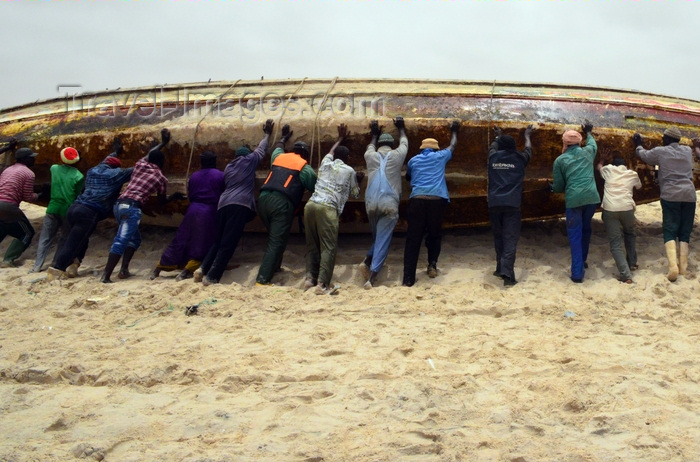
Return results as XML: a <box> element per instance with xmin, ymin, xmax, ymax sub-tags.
<box><xmin>2</xmin><ymin>78</ymin><xmax>700</xmax><ymax>124</ymax></box>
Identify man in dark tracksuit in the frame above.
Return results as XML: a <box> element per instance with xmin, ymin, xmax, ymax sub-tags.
<box><xmin>255</xmin><ymin>132</ymin><xmax>316</xmax><ymax>285</ymax></box>
<box><xmin>487</xmin><ymin>125</ymin><xmax>533</xmax><ymax>286</ymax></box>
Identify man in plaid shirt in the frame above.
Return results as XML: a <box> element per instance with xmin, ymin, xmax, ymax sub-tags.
<box><xmin>100</xmin><ymin>129</ymin><xmax>184</xmax><ymax>283</ymax></box>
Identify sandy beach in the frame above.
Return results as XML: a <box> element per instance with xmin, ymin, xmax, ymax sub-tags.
<box><xmin>0</xmin><ymin>199</ymin><xmax>699</xmax><ymax>461</ymax></box>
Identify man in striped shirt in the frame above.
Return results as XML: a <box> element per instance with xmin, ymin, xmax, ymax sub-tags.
<box><xmin>0</xmin><ymin>143</ymin><xmax>44</xmax><ymax>267</ymax></box>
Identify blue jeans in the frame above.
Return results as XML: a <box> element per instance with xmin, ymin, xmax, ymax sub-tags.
<box><xmin>366</xmin><ymin>207</ymin><xmax>398</xmax><ymax>274</ymax></box>
<box><xmin>565</xmin><ymin>203</ymin><xmax>598</xmax><ymax>281</ymax></box>
<box><xmin>110</xmin><ymin>201</ymin><xmax>142</xmax><ymax>256</ymax></box>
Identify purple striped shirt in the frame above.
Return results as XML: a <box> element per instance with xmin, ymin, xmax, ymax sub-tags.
<box><xmin>0</xmin><ymin>163</ymin><xmax>37</xmax><ymax>205</ymax></box>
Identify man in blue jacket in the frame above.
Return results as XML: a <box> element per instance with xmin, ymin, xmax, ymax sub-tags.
<box><xmin>487</xmin><ymin>125</ymin><xmax>533</xmax><ymax>286</ymax></box>
<box><xmin>402</xmin><ymin>120</ymin><xmax>460</xmax><ymax>287</ymax></box>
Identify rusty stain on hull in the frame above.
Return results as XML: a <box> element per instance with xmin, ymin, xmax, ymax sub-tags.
<box><xmin>1</xmin><ymin>79</ymin><xmax>699</xmax><ymax>232</ymax></box>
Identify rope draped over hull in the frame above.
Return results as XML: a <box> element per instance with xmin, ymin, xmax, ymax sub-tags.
<box><xmin>1</xmin><ymin>78</ymin><xmax>698</xmax><ymax>232</ymax></box>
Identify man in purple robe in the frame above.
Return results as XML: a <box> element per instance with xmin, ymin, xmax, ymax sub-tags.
<box><xmin>150</xmin><ymin>150</ymin><xmax>225</xmax><ymax>281</ymax></box>
<box><xmin>193</xmin><ymin>119</ymin><xmax>275</xmax><ymax>285</ymax></box>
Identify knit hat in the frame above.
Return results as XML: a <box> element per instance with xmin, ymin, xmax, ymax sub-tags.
<box><xmin>378</xmin><ymin>133</ymin><xmax>394</xmax><ymax>146</ymax></box>
<box><xmin>60</xmin><ymin>147</ymin><xmax>80</xmax><ymax>165</ymax></box>
<box><xmin>497</xmin><ymin>135</ymin><xmax>516</xmax><ymax>151</ymax></box>
<box><xmin>235</xmin><ymin>147</ymin><xmax>251</xmax><ymax>157</ymax></box>
<box><xmin>200</xmin><ymin>150</ymin><xmax>217</xmax><ymax>159</ymax></box>
<box><xmin>104</xmin><ymin>156</ymin><xmax>122</xmax><ymax>168</ymax></box>
<box><xmin>562</xmin><ymin>130</ymin><xmax>583</xmax><ymax>153</ymax></box>
<box><xmin>420</xmin><ymin>138</ymin><xmax>439</xmax><ymax>150</ymax></box>
<box><xmin>15</xmin><ymin>148</ymin><xmax>38</xmax><ymax>160</ymax></box>
<box><xmin>612</xmin><ymin>157</ymin><xmax>626</xmax><ymax>167</ymax></box>
<box><xmin>663</xmin><ymin>127</ymin><xmax>682</xmax><ymax>141</ymax></box>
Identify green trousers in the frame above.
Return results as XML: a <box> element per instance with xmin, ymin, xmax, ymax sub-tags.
<box><xmin>0</xmin><ymin>203</ymin><xmax>36</xmax><ymax>265</ymax></box>
<box><xmin>256</xmin><ymin>192</ymin><xmax>296</xmax><ymax>284</ymax></box>
<box><xmin>304</xmin><ymin>201</ymin><xmax>339</xmax><ymax>287</ymax></box>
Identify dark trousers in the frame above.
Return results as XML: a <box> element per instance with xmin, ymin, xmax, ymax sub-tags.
<box><xmin>489</xmin><ymin>207</ymin><xmax>522</xmax><ymax>281</ymax></box>
<box><xmin>200</xmin><ymin>204</ymin><xmax>253</xmax><ymax>282</ymax></box>
<box><xmin>402</xmin><ymin>197</ymin><xmax>447</xmax><ymax>285</ymax></box>
<box><xmin>0</xmin><ymin>202</ymin><xmax>36</xmax><ymax>264</ymax></box>
<box><xmin>53</xmin><ymin>203</ymin><xmax>100</xmax><ymax>271</ymax></box>
<box><xmin>660</xmin><ymin>199</ymin><xmax>696</xmax><ymax>243</ymax></box>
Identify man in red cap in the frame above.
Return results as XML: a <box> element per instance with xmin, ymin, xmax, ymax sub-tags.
<box><xmin>0</xmin><ymin>141</ymin><xmax>46</xmax><ymax>267</ymax></box>
<box><xmin>31</xmin><ymin>146</ymin><xmax>85</xmax><ymax>272</ymax></box>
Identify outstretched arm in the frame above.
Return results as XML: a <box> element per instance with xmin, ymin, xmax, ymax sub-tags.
<box><xmin>524</xmin><ymin>124</ymin><xmax>533</xmax><ymax>150</ymax></box>
<box><xmin>0</xmin><ymin>138</ymin><xmax>17</xmax><ymax>155</ymax></box>
<box><xmin>148</xmin><ymin>129</ymin><xmax>170</xmax><ymax>157</ymax></box>
<box><xmin>254</xmin><ymin>119</ymin><xmax>273</xmax><ymax>159</ymax></box>
<box><xmin>109</xmin><ymin>137</ymin><xmax>124</xmax><ymax>159</ymax></box>
<box><xmin>369</xmin><ymin>120</ymin><xmax>382</xmax><ymax>147</ymax></box>
<box><xmin>330</xmin><ymin>123</ymin><xmax>350</xmax><ymax>155</ymax></box>
<box><xmin>447</xmin><ymin>120</ymin><xmax>460</xmax><ymax>152</ymax></box>
<box><xmin>275</xmin><ymin>124</ymin><xmax>293</xmax><ymax>151</ymax></box>
<box><xmin>521</xmin><ymin>124</ymin><xmax>534</xmax><ymax>164</ymax></box>
<box><xmin>596</xmin><ymin>148</ymin><xmax>612</xmax><ymax>172</ymax></box>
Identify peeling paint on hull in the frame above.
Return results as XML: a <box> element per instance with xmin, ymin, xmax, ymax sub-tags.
<box><xmin>1</xmin><ymin>79</ymin><xmax>698</xmax><ymax>232</ymax></box>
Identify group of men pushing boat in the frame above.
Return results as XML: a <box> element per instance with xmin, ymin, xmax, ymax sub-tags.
<box><xmin>1</xmin><ymin>120</ymin><xmax>699</xmax><ymax>290</ymax></box>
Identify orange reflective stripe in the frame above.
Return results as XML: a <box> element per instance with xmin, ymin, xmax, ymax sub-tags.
<box><xmin>264</xmin><ymin>171</ymin><xmax>273</xmax><ymax>184</ymax></box>
<box><xmin>272</xmin><ymin>153</ymin><xmax>307</xmax><ymax>172</ymax></box>
<box><xmin>283</xmin><ymin>175</ymin><xmax>293</xmax><ymax>188</ymax></box>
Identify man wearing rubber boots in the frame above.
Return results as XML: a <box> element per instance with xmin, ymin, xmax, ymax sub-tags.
<box><xmin>634</xmin><ymin>127</ymin><xmax>696</xmax><ymax>281</ymax></box>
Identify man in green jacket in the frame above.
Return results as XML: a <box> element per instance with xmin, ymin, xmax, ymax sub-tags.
<box><xmin>552</xmin><ymin>121</ymin><xmax>600</xmax><ymax>283</ymax></box>
<box><xmin>32</xmin><ymin>147</ymin><xmax>85</xmax><ymax>272</ymax></box>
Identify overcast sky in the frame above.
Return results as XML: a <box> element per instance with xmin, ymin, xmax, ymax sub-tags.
<box><xmin>3</xmin><ymin>1</ymin><xmax>699</xmax><ymax>110</ymax></box>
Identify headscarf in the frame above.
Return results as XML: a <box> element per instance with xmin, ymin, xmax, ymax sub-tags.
<box><xmin>562</xmin><ymin>130</ymin><xmax>583</xmax><ymax>153</ymax></box>
<box><xmin>104</xmin><ymin>156</ymin><xmax>122</xmax><ymax>168</ymax></box>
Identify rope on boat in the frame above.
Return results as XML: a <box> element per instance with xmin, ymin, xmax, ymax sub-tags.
<box><xmin>272</xmin><ymin>78</ymin><xmax>307</xmax><ymax>143</ymax></box>
<box><xmin>184</xmin><ymin>79</ymin><xmax>241</xmax><ymax>183</ymax></box>
<box><xmin>309</xmin><ymin>77</ymin><xmax>338</xmax><ymax>169</ymax></box>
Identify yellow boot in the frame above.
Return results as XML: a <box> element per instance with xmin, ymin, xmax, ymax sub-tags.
<box><xmin>665</xmin><ymin>241</ymin><xmax>679</xmax><ymax>282</ymax></box>
<box><xmin>679</xmin><ymin>241</ymin><xmax>689</xmax><ymax>275</ymax></box>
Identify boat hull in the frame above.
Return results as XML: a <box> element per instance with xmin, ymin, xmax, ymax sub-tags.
<box><xmin>1</xmin><ymin>79</ymin><xmax>699</xmax><ymax>231</ymax></box>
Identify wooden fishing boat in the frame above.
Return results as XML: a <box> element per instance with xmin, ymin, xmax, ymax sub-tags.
<box><xmin>1</xmin><ymin>78</ymin><xmax>699</xmax><ymax>232</ymax></box>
